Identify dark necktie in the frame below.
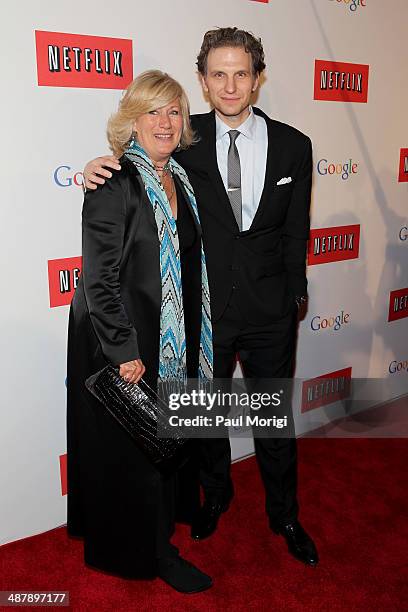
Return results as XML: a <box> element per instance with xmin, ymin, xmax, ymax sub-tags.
<box><xmin>227</xmin><ymin>130</ymin><xmax>242</xmax><ymax>230</ymax></box>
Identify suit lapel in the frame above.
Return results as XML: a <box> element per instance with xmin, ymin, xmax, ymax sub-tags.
<box><xmin>173</xmin><ymin>174</ymin><xmax>202</xmax><ymax>237</ymax></box>
<box><xmin>246</xmin><ymin>107</ymin><xmax>282</xmax><ymax>233</ymax></box>
<box><xmin>199</xmin><ymin>108</ymin><xmax>284</xmax><ymax>234</ymax></box>
<box><xmin>200</xmin><ymin>111</ymin><xmax>240</xmax><ymax>231</ymax></box>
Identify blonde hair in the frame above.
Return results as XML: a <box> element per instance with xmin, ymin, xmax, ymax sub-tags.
<box><xmin>107</xmin><ymin>70</ymin><xmax>195</xmax><ymax>157</ymax></box>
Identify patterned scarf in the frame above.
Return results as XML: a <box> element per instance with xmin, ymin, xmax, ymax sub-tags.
<box><xmin>124</xmin><ymin>141</ymin><xmax>213</xmax><ymax>382</ymax></box>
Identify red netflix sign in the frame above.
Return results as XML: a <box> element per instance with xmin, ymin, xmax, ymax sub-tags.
<box><xmin>35</xmin><ymin>31</ymin><xmax>133</xmax><ymax>89</ymax></box>
<box><xmin>59</xmin><ymin>454</ymin><xmax>67</xmax><ymax>496</ymax></box>
<box><xmin>48</xmin><ymin>256</ymin><xmax>82</xmax><ymax>308</ymax></box>
<box><xmin>388</xmin><ymin>288</ymin><xmax>408</xmax><ymax>322</ymax></box>
<box><xmin>398</xmin><ymin>148</ymin><xmax>408</xmax><ymax>183</ymax></box>
<box><xmin>301</xmin><ymin>367</ymin><xmax>352</xmax><ymax>413</ymax></box>
<box><xmin>308</xmin><ymin>224</ymin><xmax>360</xmax><ymax>265</ymax></box>
<box><xmin>314</xmin><ymin>60</ymin><xmax>369</xmax><ymax>103</ymax></box>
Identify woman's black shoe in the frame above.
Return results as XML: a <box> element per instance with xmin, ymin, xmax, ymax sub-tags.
<box><xmin>157</xmin><ymin>555</ymin><xmax>213</xmax><ymax>593</ymax></box>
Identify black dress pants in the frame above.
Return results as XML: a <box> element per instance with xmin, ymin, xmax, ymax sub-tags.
<box><xmin>198</xmin><ymin>291</ymin><xmax>299</xmax><ymax>528</ymax></box>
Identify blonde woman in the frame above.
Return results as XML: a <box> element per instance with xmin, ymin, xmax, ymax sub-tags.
<box><xmin>67</xmin><ymin>71</ymin><xmax>213</xmax><ymax>593</ymax></box>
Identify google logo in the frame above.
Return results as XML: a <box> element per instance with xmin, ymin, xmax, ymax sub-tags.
<box><xmin>311</xmin><ymin>311</ymin><xmax>350</xmax><ymax>332</ymax></box>
<box><xmin>399</xmin><ymin>226</ymin><xmax>408</xmax><ymax>241</ymax></box>
<box><xmin>389</xmin><ymin>359</ymin><xmax>408</xmax><ymax>374</ymax></box>
<box><xmin>317</xmin><ymin>158</ymin><xmax>359</xmax><ymax>180</ymax></box>
<box><xmin>54</xmin><ymin>165</ymin><xmax>84</xmax><ymax>188</ymax></box>
<box><xmin>329</xmin><ymin>0</ymin><xmax>366</xmax><ymax>12</ymax></box>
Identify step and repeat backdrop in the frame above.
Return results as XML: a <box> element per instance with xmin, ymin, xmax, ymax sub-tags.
<box><xmin>1</xmin><ymin>0</ymin><xmax>407</xmax><ymax>545</ymax></box>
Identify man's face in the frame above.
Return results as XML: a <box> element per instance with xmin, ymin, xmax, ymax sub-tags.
<box><xmin>200</xmin><ymin>46</ymin><xmax>259</xmax><ymax>126</ymax></box>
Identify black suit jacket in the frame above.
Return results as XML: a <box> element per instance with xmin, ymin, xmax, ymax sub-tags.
<box><xmin>175</xmin><ymin>107</ymin><xmax>312</xmax><ymax>324</ymax></box>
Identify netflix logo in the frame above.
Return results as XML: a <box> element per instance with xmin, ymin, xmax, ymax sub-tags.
<box><xmin>35</xmin><ymin>31</ymin><xmax>133</xmax><ymax>89</ymax></box>
<box><xmin>388</xmin><ymin>287</ymin><xmax>408</xmax><ymax>322</ymax></box>
<box><xmin>59</xmin><ymin>453</ymin><xmax>67</xmax><ymax>496</ymax></box>
<box><xmin>301</xmin><ymin>367</ymin><xmax>352</xmax><ymax>413</ymax></box>
<box><xmin>308</xmin><ymin>224</ymin><xmax>360</xmax><ymax>265</ymax></box>
<box><xmin>314</xmin><ymin>60</ymin><xmax>369</xmax><ymax>103</ymax></box>
<box><xmin>48</xmin><ymin>256</ymin><xmax>82</xmax><ymax>308</ymax></box>
<box><xmin>398</xmin><ymin>148</ymin><xmax>408</xmax><ymax>183</ymax></box>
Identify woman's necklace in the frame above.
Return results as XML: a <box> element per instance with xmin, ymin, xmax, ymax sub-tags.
<box><xmin>155</xmin><ymin>162</ymin><xmax>175</xmax><ymax>203</ymax></box>
<box><xmin>164</xmin><ymin>174</ymin><xmax>175</xmax><ymax>203</ymax></box>
<box><xmin>154</xmin><ymin>161</ymin><xmax>171</xmax><ymax>175</ymax></box>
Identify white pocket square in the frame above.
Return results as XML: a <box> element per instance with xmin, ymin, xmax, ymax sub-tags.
<box><xmin>276</xmin><ymin>177</ymin><xmax>292</xmax><ymax>185</ymax></box>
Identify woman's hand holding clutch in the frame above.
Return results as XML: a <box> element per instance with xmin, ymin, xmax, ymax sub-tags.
<box><xmin>119</xmin><ymin>359</ymin><xmax>145</xmax><ymax>384</ymax></box>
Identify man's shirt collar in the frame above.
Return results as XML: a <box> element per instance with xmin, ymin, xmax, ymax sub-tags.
<box><xmin>215</xmin><ymin>106</ymin><xmax>256</xmax><ymax>141</ymax></box>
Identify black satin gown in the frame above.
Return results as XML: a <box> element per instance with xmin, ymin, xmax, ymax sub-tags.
<box><xmin>66</xmin><ymin>160</ymin><xmax>202</xmax><ymax>578</ymax></box>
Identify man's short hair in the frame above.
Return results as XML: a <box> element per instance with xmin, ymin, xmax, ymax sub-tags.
<box><xmin>196</xmin><ymin>27</ymin><xmax>266</xmax><ymax>76</ymax></box>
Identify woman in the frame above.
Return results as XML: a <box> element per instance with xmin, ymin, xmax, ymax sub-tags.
<box><xmin>67</xmin><ymin>70</ymin><xmax>213</xmax><ymax>593</ymax></box>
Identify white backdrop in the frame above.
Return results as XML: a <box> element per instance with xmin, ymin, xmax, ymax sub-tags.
<box><xmin>1</xmin><ymin>0</ymin><xmax>407</xmax><ymax>546</ymax></box>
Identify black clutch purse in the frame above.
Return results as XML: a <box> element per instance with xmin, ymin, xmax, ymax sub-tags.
<box><xmin>85</xmin><ymin>365</ymin><xmax>188</xmax><ymax>471</ymax></box>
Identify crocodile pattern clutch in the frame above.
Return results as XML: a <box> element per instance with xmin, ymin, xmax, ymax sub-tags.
<box><xmin>85</xmin><ymin>365</ymin><xmax>188</xmax><ymax>470</ymax></box>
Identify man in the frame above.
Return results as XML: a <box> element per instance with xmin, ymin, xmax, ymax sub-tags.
<box><xmin>83</xmin><ymin>27</ymin><xmax>318</xmax><ymax>566</ymax></box>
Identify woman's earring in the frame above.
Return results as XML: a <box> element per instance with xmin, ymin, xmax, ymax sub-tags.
<box><xmin>130</xmin><ymin>131</ymin><xmax>137</xmax><ymax>146</ymax></box>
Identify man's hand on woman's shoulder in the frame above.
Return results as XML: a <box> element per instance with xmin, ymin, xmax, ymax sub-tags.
<box><xmin>83</xmin><ymin>155</ymin><xmax>121</xmax><ymax>190</ymax></box>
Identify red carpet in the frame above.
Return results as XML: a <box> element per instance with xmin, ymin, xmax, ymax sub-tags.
<box><xmin>1</xmin><ymin>438</ymin><xmax>407</xmax><ymax>611</ymax></box>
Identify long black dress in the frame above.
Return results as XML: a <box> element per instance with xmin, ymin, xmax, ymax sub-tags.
<box><xmin>66</xmin><ymin>161</ymin><xmax>202</xmax><ymax>578</ymax></box>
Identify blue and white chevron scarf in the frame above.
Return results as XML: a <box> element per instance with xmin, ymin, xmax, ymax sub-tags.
<box><xmin>124</xmin><ymin>141</ymin><xmax>213</xmax><ymax>382</ymax></box>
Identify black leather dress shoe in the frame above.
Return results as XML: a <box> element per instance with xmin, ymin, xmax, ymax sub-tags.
<box><xmin>157</xmin><ymin>555</ymin><xmax>212</xmax><ymax>593</ymax></box>
<box><xmin>191</xmin><ymin>499</ymin><xmax>230</xmax><ymax>540</ymax></box>
<box><xmin>272</xmin><ymin>520</ymin><xmax>319</xmax><ymax>566</ymax></box>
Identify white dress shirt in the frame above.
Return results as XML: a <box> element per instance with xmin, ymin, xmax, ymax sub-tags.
<box><xmin>215</xmin><ymin>107</ymin><xmax>268</xmax><ymax>231</ymax></box>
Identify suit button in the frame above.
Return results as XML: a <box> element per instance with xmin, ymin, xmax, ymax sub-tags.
<box><xmin>230</xmin><ymin>265</ymin><xmax>240</xmax><ymax>271</ymax></box>
<box><xmin>235</xmin><ymin>235</ymin><xmax>240</xmax><ymax>240</ymax></box>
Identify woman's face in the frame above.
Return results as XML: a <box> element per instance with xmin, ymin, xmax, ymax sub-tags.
<box><xmin>133</xmin><ymin>98</ymin><xmax>183</xmax><ymax>164</ymax></box>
